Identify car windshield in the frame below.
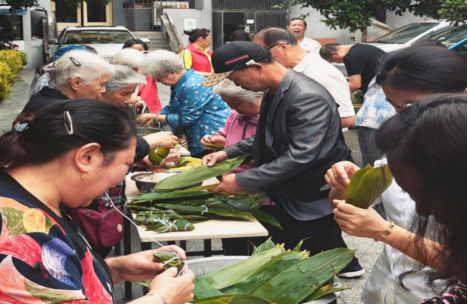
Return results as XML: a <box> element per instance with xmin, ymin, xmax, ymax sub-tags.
<box><xmin>425</xmin><ymin>25</ymin><xmax>467</xmax><ymax>48</ymax></box>
<box><xmin>63</xmin><ymin>30</ymin><xmax>133</xmax><ymax>44</ymax></box>
<box><xmin>372</xmin><ymin>22</ymin><xmax>440</xmax><ymax>44</ymax></box>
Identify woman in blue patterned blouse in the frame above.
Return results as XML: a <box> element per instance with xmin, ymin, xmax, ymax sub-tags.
<box><xmin>138</xmin><ymin>50</ymin><xmax>230</xmax><ymax>157</ymax></box>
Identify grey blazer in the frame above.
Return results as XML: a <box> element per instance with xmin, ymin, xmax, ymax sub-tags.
<box><xmin>224</xmin><ymin>69</ymin><xmax>350</xmax><ymax>221</ymax></box>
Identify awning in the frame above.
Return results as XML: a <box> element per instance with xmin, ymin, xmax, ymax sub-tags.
<box><xmin>0</xmin><ymin>6</ymin><xmax>27</xmax><ymax>15</ymax></box>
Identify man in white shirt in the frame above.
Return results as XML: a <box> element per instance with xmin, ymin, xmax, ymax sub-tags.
<box><xmin>287</xmin><ymin>18</ymin><xmax>322</xmax><ymax>54</ymax></box>
<box><xmin>253</xmin><ymin>27</ymin><xmax>356</xmax><ymax>131</ymax></box>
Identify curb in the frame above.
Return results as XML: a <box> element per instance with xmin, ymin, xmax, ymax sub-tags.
<box><xmin>0</xmin><ymin>68</ymin><xmax>37</xmax><ymax>132</ymax></box>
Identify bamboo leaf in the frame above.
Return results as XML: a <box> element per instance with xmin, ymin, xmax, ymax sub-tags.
<box><xmin>192</xmin><ymin>295</ymin><xmax>275</xmax><ymax>304</ymax></box>
<box><xmin>155</xmin><ymin>156</ymin><xmax>248</xmax><ymax>191</ymax></box>
<box><xmin>345</xmin><ymin>164</ymin><xmax>371</xmax><ymax>205</ymax></box>
<box><xmin>251</xmin><ymin>248</ymin><xmax>355</xmax><ymax>304</ymax></box>
<box><xmin>252</xmin><ymin>238</ymin><xmax>276</xmax><ymax>256</ymax></box>
<box><xmin>347</xmin><ymin>165</ymin><xmax>393</xmax><ymax>209</ymax></box>
<box><xmin>304</xmin><ymin>284</ymin><xmax>350</xmax><ymax>302</ymax></box>
<box><xmin>221</xmin><ymin>199</ymin><xmax>282</xmax><ymax>230</ymax></box>
<box><xmin>174</xmin><ymin>184</ymin><xmax>220</xmax><ymax>193</ymax></box>
<box><xmin>224</xmin><ymin>251</ymin><xmax>309</xmax><ymax>295</ymax></box>
<box><xmin>194</xmin><ymin>278</ymin><xmax>224</xmax><ymax>299</ymax></box>
<box><xmin>204</xmin><ymin>143</ymin><xmax>225</xmax><ymax>152</ymax></box>
<box><xmin>130</xmin><ymin>191</ymin><xmax>213</xmax><ymax>204</ymax></box>
<box><xmin>199</xmin><ymin>247</ymin><xmax>285</xmax><ymax>289</ymax></box>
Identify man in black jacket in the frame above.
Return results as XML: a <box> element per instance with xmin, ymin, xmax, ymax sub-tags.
<box><xmin>228</xmin><ymin>25</ymin><xmax>251</xmax><ymax>42</ymax></box>
<box><xmin>201</xmin><ymin>41</ymin><xmax>364</xmax><ymax>277</ymax></box>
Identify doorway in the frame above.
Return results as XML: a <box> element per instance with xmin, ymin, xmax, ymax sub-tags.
<box><xmin>53</xmin><ymin>0</ymin><xmax>113</xmax><ymax>32</ymax></box>
<box><xmin>223</xmin><ymin>12</ymin><xmax>244</xmax><ymax>44</ymax></box>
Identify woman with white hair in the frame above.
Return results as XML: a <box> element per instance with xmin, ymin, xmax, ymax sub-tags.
<box><xmin>23</xmin><ymin>50</ymin><xmax>114</xmax><ymax>113</ymax></box>
<box><xmin>114</xmin><ymin>48</ymin><xmax>162</xmax><ymax>113</ymax></box>
<box><xmin>101</xmin><ymin>65</ymin><xmax>147</xmax><ymax>107</ymax></box>
<box><xmin>201</xmin><ymin>79</ymin><xmax>262</xmax><ymax>174</ymax></box>
<box><xmin>137</xmin><ymin>50</ymin><xmax>230</xmax><ymax>158</ymax></box>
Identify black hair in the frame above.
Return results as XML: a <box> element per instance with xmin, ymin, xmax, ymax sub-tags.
<box><xmin>288</xmin><ymin>17</ymin><xmax>307</xmax><ymax>28</ymax></box>
<box><xmin>237</xmin><ymin>24</ymin><xmax>246</xmax><ymax>30</ymax></box>
<box><xmin>123</xmin><ymin>39</ymin><xmax>149</xmax><ymax>51</ymax></box>
<box><xmin>375</xmin><ymin>93</ymin><xmax>467</xmax><ymax>289</ymax></box>
<box><xmin>254</xmin><ymin>27</ymin><xmax>298</xmax><ymax>47</ymax></box>
<box><xmin>376</xmin><ymin>45</ymin><xmax>466</xmax><ymax>94</ymax></box>
<box><xmin>319</xmin><ymin>43</ymin><xmax>341</xmax><ymax>58</ymax></box>
<box><xmin>0</xmin><ymin>99</ymin><xmax>137</xmax><ymax>167</ymax></box>
<box><xmin>183</xmin><ymin>28</ymin><xmax>211</xmax><ymax>43</ymax></box>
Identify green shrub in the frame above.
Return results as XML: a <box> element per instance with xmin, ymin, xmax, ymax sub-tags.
<box><xmin>0</xmin><ymin>49</ymin><xmax>27</xmax><ymax>101</ymax></box>
<box><xmin>0</xmin><ymin>61</ymin><xmax>13</xmax><ymax>100</ymax></box>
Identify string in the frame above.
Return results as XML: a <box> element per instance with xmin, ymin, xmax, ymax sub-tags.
<box><xmin>104</xmin><ymin>192</ymin><xmax>188</xmax><ymax>276</ymax></box>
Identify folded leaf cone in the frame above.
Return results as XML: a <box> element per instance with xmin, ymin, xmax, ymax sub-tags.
<box><xmin>345</xmin><ymin>165</ymin><xmax>393</xmax><ymax>209</ymax></box>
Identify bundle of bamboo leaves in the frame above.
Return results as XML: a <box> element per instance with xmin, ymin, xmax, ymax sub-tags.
<box><xmin>127</xmin><ymin>156</ymin><xmax>282</xmax><ymax>232</ymax></box>
<box><xmin>192</xmin><ymin>239</ymin><xmax>353</xmax><ymax>304</ymax></box>
<box><xmin>134</xmin><ymin>239</ymin><xmax>353</xmax><ymax>304</ymax></box>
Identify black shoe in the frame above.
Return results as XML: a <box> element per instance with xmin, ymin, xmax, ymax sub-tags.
<box><xmin>337</xmin><ymin>258</ymin><xmax>365</xmax><ymax>278</ymax></box>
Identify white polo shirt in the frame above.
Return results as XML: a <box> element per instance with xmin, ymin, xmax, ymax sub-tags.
<box><xmin>294</xmin><ymin>52</ymin><xmax>355</xmax><ymax>131</ymax></box>
<box><xmin>299</xmin><ymin>37</ymin><xmax>322</xmax><ymax>54</ymax></box>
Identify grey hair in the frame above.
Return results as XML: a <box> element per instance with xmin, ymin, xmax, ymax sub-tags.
<box><xmin>104</xmin><ymin>65</ymin><xmax>147</xmax><ymax>94</ymax></box>
<box><xmin>213</xmin><ymin>79</ymin><xmax>263</xmax><ymax>103</ymax></box>
<box><xmin>113</xmin><ymin>48</ymin><xmax>145</xmax><ymax>69</ymax></box>
<box><xmin>254</xmin><ymin>27</ymin><xmax>298</xmax><ymax>47</ymax></box>
<box><xmin>48</xmin><ymin>50</ymin><xmax>114</xmax><ymax>90</ymax></box>
<box><xmin>140</xmin><ymin>50</ymin><xmax>185</xmax><ymax>78</ymax></box>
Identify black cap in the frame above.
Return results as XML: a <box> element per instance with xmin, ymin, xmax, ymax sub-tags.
<box><xmin>201</xmin><ymin>41</ymin><xmax>271</xmax><ymax>87</ymax></box>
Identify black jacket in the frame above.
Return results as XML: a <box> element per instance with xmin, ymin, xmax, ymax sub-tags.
<box><xmin>225</xmin><ymin>70</ymin><xmax>351</xmax><ymax>221</ymax></box>
<box><xmin>229</xmin><ymin>29</ymin><xmax>250</xmax><ymax>42</ymax></box>
<box><xmin>24</xmin><ymin>87</ymin><xmax>150</xmax><ymax>162</ymax></box>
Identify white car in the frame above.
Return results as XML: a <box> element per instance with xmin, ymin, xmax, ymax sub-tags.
<box><xmin>49</xmin><ymin>26</ymin><xmax>149</xmax><ymax>62</ymax></box>
<box><xmin>365</xmin><ymin>21</ymin><xmax>452</xmax><ymax>52</ymax></box>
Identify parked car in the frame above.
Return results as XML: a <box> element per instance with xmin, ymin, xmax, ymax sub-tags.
<box><xmin>49</xmin><ymin>26</ymin><xmax>149</xmax><ymax>62</ymax></box>
<box><xmin>424</xmin><ymin>24</ymin><xmax>467</xmax><ymax>52</ymax></box>
<box><xmin>366</xmin><ymin>21</ymin><xmax>451</xmax><ymax>52</ymax></box>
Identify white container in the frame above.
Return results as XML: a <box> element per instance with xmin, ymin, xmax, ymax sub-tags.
<box><xmin>188</xmin><ymin>256</ymin><xmax>344</xmax><ymax>304</ymax></box>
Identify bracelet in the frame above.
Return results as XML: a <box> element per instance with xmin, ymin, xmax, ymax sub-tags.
<box><xmin>153</xmin><ymin>114</ymin><xmax>160</xmax><ymax>125</ymax></box>
<box><xmin>375</xmin><ymin>221</ymin><xmax>395</xmax><ymax>242</ymax></box>
<box><xmin>146</xmin><ymin>293</ymin><xmax>168</xmax><ymax>304</ymax></box>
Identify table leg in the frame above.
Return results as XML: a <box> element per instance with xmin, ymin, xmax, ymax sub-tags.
<box><xmin>124</xmin><ymin>207</ymin><xmax>133</xmax><ymax>299</ymax></box>
<box><xmin>204</xmin><ymin>239</ymin><xmax>212</xmax><ymax>257</ymax></box>
<box><xmin>180</xmin><ymin>240</ymin><xmax>187</xmax><ymax>251</ymax></box>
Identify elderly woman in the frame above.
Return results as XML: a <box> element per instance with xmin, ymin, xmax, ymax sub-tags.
<box><xmin>138</xmin><ymin>50</ymin><xmax>230</xmax><ymax>158</ymax></box>
<box><xmin>201</xmin><ymin>79</ymin><xmax>262</xmax><ymax>174</ymax></box>
<box><xmin>114</xmin><ymin>48</ymin><xmax>162</xmax><ymax>113</ymax></box>
<box><xmin>0</xmin><ymin>100</ymin><xmax>195</xmax><ymax>304</ymax></box>
<box><xmin>24</xmin><ymin>50</ymin><xmax>113</xmax><ymax>113</ymax></box>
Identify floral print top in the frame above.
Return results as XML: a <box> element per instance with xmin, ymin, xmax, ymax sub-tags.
<box><xmin>422</xmin><ymin>283</ymin><xmax>467</xmax><ymax>304</ymax></box>
<box><xmin>162</xmin><ymin>68</ymin><xmax>230</xmax><ymax>155</ymax></box>
<box><xmin>0</xmin><ymin>169</ymin><xmax>114</xmax><ymax>303</ymax></box>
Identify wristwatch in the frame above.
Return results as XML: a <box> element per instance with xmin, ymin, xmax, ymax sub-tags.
<box><xmin>153</xmin><ymin>113</ymin><xmax>160</xmax><ymax>126</ymax></box>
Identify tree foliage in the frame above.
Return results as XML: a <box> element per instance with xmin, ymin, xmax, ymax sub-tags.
<box><xmin>274</xmin><ymin>0</ymin><xmax>467</xmax><ymax>32</ymax></box>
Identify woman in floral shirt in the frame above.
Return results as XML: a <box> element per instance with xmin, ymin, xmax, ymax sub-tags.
<box><xmin>0</xmin><ymin>99</ymin><xmax>194</xmax><ymax>304</ymax></box>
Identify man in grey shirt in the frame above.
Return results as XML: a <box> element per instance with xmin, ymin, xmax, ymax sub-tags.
<box><xmin>201</xmin><ymin>41</ymin><xmax>363</xmax><ymax>277</ymax></box>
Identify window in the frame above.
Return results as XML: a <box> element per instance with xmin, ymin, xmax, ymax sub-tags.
<box><xmin>63</xmin><ymin>30</ymin><xmax>134</xmax><ymax>44</ymax></box>
<box><xmin>6</xmin><ymin>15</ymin><xmax>23</xmax><ymax>40</ymax></box>
<box><xmin>372</xmin><ymin>22</ymin><xmax>440</xmax><ymax>44</ymax></box>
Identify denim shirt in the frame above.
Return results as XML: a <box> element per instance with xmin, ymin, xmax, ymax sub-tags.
<box><xmin>355</xmin><ymin>79</ymin><xmax>396</xmax><ymax>129</ymax></box>
<box><xmin>161</xmin><ymin>69</ymin><xmax>230</xmax><ymax>155</ymax></box>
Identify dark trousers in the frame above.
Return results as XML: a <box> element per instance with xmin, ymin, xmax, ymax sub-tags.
<box><xmin>223</xmin><ymin>203</ymin><xmax>349</xmax><ymax>256</ymax></box>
